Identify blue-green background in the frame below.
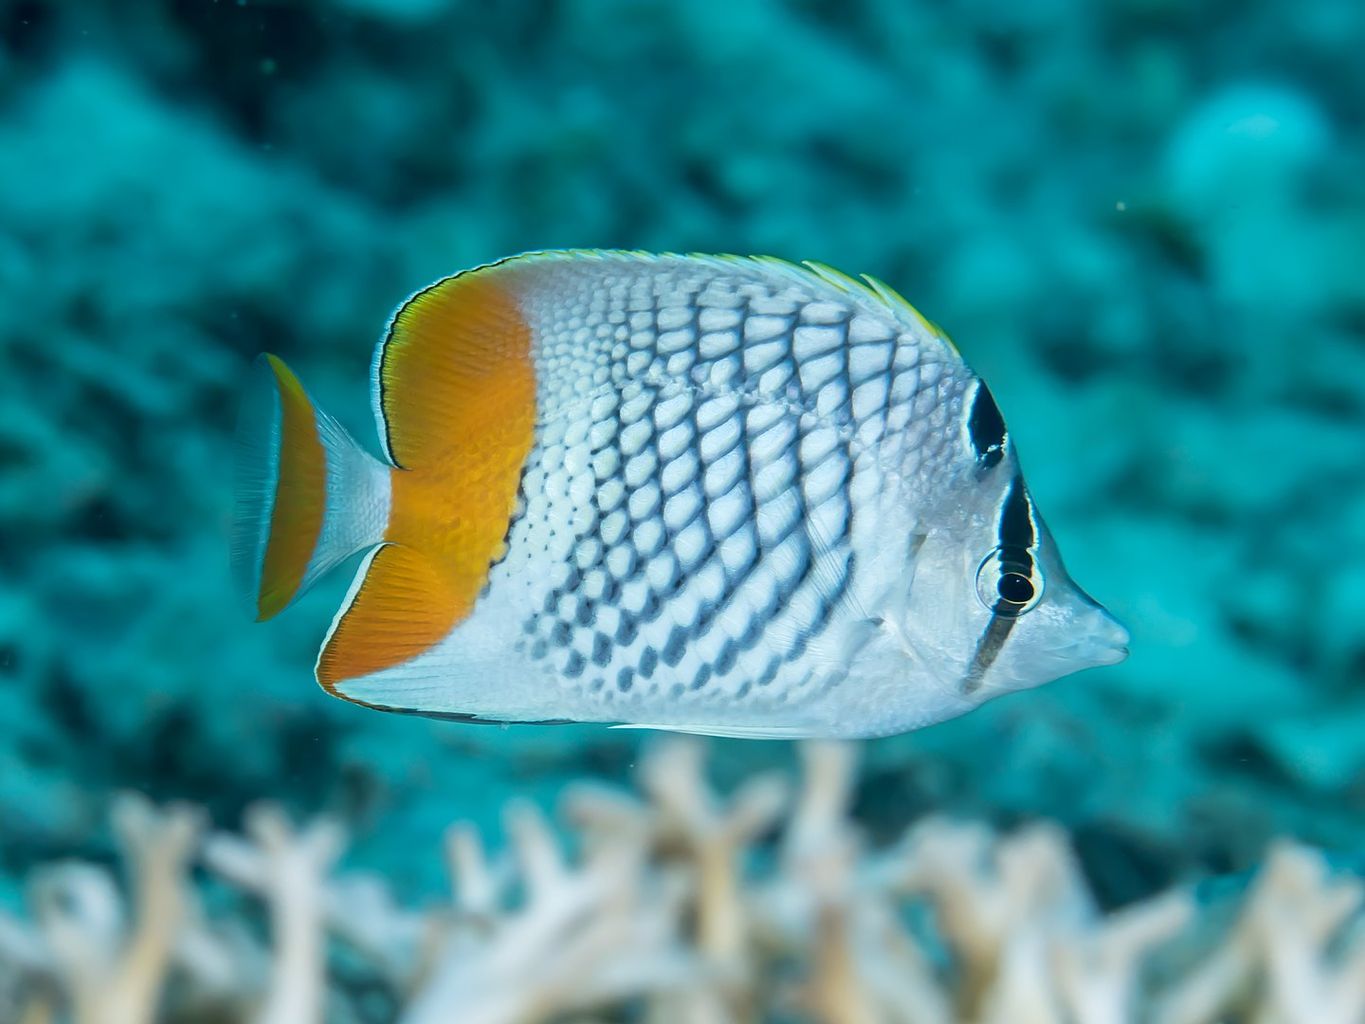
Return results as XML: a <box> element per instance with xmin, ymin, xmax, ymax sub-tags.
<box><xmin>2</xmin><ymin>0</ymin><xmax>1362</xmax><ymax>907</ymax></box>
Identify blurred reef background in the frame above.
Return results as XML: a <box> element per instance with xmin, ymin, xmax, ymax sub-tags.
<box><xmin>1</xmin><ymin>0</ymin><xmax>1364</xmax><ymax>964</ymax></box>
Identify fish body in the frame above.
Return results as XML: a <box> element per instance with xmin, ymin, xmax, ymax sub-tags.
<box><xmin>233</xmin><ymin>251</ymin><xmax>1127</xmax><ymax>739</ymax></box>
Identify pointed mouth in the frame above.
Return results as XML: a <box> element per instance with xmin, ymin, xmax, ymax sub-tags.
<box><xmin>1088</xmin><ymin>640</ymin><xmax>1130</xmax><ymax>666</ymax></box>
<box><xmin>1070</xmin><ymin>609</ymin><xmax>1130</xmax><ymax>667</ymax></box>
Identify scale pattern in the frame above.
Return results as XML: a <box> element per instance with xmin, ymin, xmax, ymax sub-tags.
<box><xmin>485</xmin><ymin>255</ymin><xmax>966</xmax><ymax>715</ymax></box>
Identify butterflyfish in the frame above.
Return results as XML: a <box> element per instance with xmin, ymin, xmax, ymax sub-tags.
<box><xmin>232</xmin><ymin>251</ymin><xmax>1128</xmax><ymax>739</ymax></box>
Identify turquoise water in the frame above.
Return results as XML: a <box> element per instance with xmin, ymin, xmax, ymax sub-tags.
<box><xmin>2</xmin><ymin>0</ymin><xmax>1362</xmax><ymax>917</ymax></box>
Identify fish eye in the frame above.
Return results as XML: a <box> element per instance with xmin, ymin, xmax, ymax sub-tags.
<box><xmin>975</xmin><ymin>547</ymin><xmax>1043</xmax><ymax>617</ymax></box>
<box><xmin>997</xmin><ymin>572</ymin><xmax>1034</xmax><ymax>604</ymax></box>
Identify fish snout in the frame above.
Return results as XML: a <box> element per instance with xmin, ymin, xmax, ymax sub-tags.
<box><xmin>1070</xmin><ymin>603</ymin><xmax>1130</xmax><ymax>668</ymax></box>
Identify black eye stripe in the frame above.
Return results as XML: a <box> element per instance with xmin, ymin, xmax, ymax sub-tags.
<box><xmin>963</xmin><ymin>614</ymin><xmax>1015</xmax><ymax>693</ymax></box>
<box><xmin>968</xmin><ymin>381</ymin><xmax>1007</xmax><ymax>468</ymax></box>
<box><xmin>998</xmin><ymin>474</ymin><xmax>1035</xmax><ymax>555</ymax></box>
<box><xmin>964</xmin><ymin>475</ymin><xmax>1039</xmax><ymax>695</ymax></box>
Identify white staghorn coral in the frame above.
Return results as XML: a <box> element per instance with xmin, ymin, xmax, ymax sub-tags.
<box><xmin>404</xmin><ymin>799</ymin><xmax>697</xmax><ymax>1024</ymax></box>
<box><xmin>1152</xmin><ymin>841</ymin><xmax>1365</xmax><ymax>1024</ymax></box>
<box><xmin>0</xmin><ymin>742</ymin><xmax>1363</xmax><ymax>1023</ymax></box>
<box><xmin>203</xmin><ymin>805</ymin><xmax>346</xmax><ymax>1024</ymax></box>
<box><xmin>6</xmin><ymin>795</ymin><xmax>203</xmax><ymax>1024</ymax></box>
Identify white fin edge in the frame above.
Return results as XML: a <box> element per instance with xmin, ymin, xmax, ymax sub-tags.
<box><xmin>314</xmin><ymin>542</ymin><xmax>388</xmax><ymax>686</ymax></box>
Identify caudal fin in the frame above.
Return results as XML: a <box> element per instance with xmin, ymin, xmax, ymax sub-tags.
<box><xmin>231</xmin><ymin>354</ymin><xmax>391</xmax><ymax>620</ymax></box>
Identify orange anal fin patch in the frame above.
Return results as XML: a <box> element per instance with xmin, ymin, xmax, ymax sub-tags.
<box><xmin>316</xmin><ymin>544</ymin><xmax>461</xmax><ymax>695</ymax></box>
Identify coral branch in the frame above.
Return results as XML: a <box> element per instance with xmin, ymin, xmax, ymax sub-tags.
<box><xmin>1</xmin><ymin>743</ymin><xmax>1362</xmax><ymax>1023</ymax></box>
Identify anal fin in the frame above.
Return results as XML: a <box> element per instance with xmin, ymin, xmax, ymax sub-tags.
<box><xmin>316</xmin><ymin>544</ymin><xmax>460</xmax><ymax>699</ymax></box>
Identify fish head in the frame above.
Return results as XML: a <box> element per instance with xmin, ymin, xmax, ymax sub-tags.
<box><xmin>892</xmin><ymin>380</ymin><xmax>1129</xmax><ymax>705</ymax></box>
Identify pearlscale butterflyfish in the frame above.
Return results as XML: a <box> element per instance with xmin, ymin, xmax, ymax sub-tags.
<box><xmin>232</xmin><ymin>251</ymin><xmax>1128</xmax><ymax>739</ymax></box>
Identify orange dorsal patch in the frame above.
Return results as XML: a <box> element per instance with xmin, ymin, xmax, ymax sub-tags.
<box><xmin>317</xmin><ymin>270</ymin><xmax>536</xmax><ymax>695</ymax></box>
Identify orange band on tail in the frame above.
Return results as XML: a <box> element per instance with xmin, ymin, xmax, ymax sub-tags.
<box><xmin>258</xmin><ymin>355</ymin><xmax>327</xmax><ymax>619</ymax></box>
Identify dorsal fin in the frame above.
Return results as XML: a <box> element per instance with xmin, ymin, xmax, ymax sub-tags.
<box><xmin>372</xmin><ymin>267</ymin><xmax>535</xmax><ymax>472</ymax></box>
<box><xmin>694</xmin><ymin>252</ymin><xmax>958</xmax><ymax>357</ymax></box>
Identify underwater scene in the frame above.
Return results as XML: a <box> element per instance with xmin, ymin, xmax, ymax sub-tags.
<box><xmin>3</xmin><ymin>0</ymin><xmax>1364</xmax><ymax>1020</ymax></box>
